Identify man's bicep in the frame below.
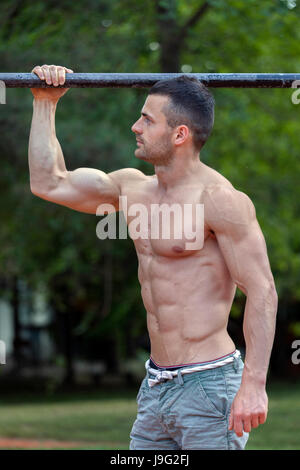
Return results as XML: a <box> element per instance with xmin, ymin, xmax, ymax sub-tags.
<box><xmin>35</xmin><ymin>167</ymin><xmax>121</xmax><ymax>214</ymax></box>
<box><xmin>39</xmin><ymin>167</ymin><xmax>147</xmax><ymax>214</ymax></box>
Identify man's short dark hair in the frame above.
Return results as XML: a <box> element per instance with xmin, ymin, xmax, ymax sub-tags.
<box><xmin>148</xmin><ymin>75</ymin><xmax>215</xmax><ymax>150</ymax></box>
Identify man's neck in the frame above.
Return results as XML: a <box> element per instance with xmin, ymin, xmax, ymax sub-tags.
<box><xmin>154</xmin><ymin>154</ymin><xmax>203</xmax><ymax>191</ymax></box>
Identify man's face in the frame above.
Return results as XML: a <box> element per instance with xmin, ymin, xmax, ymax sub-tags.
<box><xmin>131</xmin><ymin>95</ymin><xmax>174</xmax><ymax>165</ymax></box>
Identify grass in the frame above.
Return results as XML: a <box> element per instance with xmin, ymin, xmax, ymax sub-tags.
<box><xmin>0</xmin><ymin>388</ymin><xmax>136</xmax><ymax>450</ymax></box>
<box><xmin>0</xmin><ymin>381</ymin><xmax>299</xmax><ymax>450</ymax></box>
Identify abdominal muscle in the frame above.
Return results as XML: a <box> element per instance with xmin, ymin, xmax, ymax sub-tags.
<box><xmin>136</xmin><ymin>237</ymin><xmax>237</xmax><ymax>367</ymax></box>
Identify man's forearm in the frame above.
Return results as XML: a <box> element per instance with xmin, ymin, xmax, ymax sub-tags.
<box><xmin>241</xmin><ymin>281</ymin><xmax>278</xmax><ymax>386</ymax></box>
<box><xmin>29</xmin><ymin>99</ymin><xmax>67</xmax><ymax>194</ymax></box>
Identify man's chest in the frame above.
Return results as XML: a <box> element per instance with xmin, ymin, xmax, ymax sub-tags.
<box><xmin>121</xmin><ymin>184</ymin><xmax>213</xmax><ymax>257</ymax></box>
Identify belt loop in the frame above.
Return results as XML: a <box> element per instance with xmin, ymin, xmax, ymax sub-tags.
<box><xmin>233</xmin><ymin>355</ymin><xmax>239</xmax><ymax>373</ymax></box>
<box><xmin>177</xmin><ymin>369</ymin><xmax>184</xmax><ymax>386</ymax></box>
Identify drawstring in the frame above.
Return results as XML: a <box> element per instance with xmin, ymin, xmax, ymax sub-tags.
<box><xmin>146</xmin><ymin>350</ymin><xmax>241</xmax><ymax>387</ymax></box>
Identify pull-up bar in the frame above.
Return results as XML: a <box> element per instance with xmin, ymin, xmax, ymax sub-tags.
<box><xmin>1</xmin><ymin>73</ymin><xmax>300</xmax><ymax>88</ymax></box>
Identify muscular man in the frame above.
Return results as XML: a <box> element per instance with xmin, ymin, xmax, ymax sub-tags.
<box><xmin>28</xmin><ymin>64</ymin><xmax>278</xmax><ymax>450</ymax></box>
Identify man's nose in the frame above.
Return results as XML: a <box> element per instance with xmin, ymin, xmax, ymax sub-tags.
<box><xmin>131</xmin><ymin>118</ymin><xmax>142</xmax><ymax>134</ymax></box>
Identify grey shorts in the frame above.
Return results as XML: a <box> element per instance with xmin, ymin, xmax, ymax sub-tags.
<box><xmin>129</xmin><ymin>354</ymin><xmax>249</xmax><ymax>450</ymax></box>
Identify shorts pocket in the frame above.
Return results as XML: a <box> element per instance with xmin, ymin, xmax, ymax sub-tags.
<box><xmin>136</xmin><ymin>377</ymin><xmax>147</xmax><ymax>403</ymax></box>
<box><xmin>196</xmin><ymin>371</ymin><xmax>228</xmax><ymax>418</ymax></box>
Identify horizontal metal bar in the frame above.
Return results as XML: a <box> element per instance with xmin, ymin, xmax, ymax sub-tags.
<box><xmin>1</xmin><ymin>73</ymin><xmax>300</xmax><ymax>88</ymax></box>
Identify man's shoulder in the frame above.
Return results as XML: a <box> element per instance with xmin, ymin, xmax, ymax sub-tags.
<box><xmin>203</xmin><ymin>182</ymin><xmax>256</xmax><ymax>228</ymax></box>
<box><xmin>203</xmin><ymin>181</ymin><xmax>254</xmax><ymax>204</ymax></box>
<box><xmin>108</xmin><ymin>167</ymin><xmax>150</xmax><ymax>188</ymax></box>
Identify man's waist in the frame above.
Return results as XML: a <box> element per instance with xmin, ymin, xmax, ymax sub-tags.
<box><xmin>149</xmin><ymin>350</ymin><xmax>238</xmax><ymax>371</ymax></box>
<box><xmin>145</xmin><ymin>350</ymin><xmax>241</xmax><ymax>388</ymax></box>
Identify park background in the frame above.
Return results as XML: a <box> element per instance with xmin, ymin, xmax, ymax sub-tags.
<box><xmin>0</xmin><ymin>0</ymin><xmax>299</xmax><ymax>450</ymax></box>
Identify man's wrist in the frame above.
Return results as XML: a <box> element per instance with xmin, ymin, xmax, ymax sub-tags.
<box><xmin>33</xmin><ymin>97</ymin><xmax>58</xmax><ymax>106</ymax></box>
<box><xmin>241</xmin><ymin>364</ymin><xmax>267</xmax><ymax>387</ymax></box>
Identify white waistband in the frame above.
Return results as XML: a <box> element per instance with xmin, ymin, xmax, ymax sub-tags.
<box><xmin>145</xmin><ymin>350</ymin><xmax>241</xmax><ymax>388</ymax></box>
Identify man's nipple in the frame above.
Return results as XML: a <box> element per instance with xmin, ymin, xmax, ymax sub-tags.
<box><xmin>172</xmin><ymin>245</ymin><xmax>184</xmax><ymax>253</ymax></box>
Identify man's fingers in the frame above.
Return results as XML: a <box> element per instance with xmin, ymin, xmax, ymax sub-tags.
<box><xmin>230</xmin><ymin>412</ymin><xmax>267</xmax><ymax>435</ymax></box>
<box><xmin>49</xmin><ymin>65</ymin><xmax>59</xmax><ymax>86</ymax></box>
<box><xmin>258</xmin><ymin>412</ymin><xmax>267</xmax><ymax>425</ymax></box>
<box><xmin>233</xmin><ymin>415</ymin><xmax>244</xmax><ymax>437</ymax></box>
<box><xmin>251</xmin><ymin>415</ymin><xmax>260</xmax><ymax>429</ymax></box>
<box><xmin>228</xmin><ymin>410</ymin><xmax>244</xmax><ymax>437</ymax></box>
<box><xmin>41</xmin><ymin>65</ymin><xmax>51</xmax><ymax>85</ymax></box>
<box><xmin>229</xmin><ymin>412</ymin><xmax>251</xmax><ymax>437</ymax></box>
<box><xmin>31</xmin><ymin>65</ymin><xmax>74</xmax><ymax>86</ymax></box>
<box><xmin>59</xmin><ymin>68</ymin><xmax>73</xmax><ymax>85</ymax></box>
<box><xmin>32</xmin><ymin>66</ymin><xmax>45</xmax><ymax>80</ymax></box>
<box><xmin>242</xmin><ymin>416</ymin><xmax>252</xmax><ymax>433</ymax></box>
<box><xmin>231</xmin><ymin>414</ymin><xmax>265</xmax><ymax>435</ymax></box>
<box><xmin>57</xmin><ymin>67</ymin><xmax>66</xmax><ymax>86</ymax></box>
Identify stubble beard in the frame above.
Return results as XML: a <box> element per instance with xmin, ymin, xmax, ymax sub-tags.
<box><xmin>135</xmin><ymin>134</ymin><xmax>174</xmax><ymax>166</ymax></box>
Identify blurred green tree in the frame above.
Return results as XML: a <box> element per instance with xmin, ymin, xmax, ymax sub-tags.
<box><xmin>0</xmin><ymin>0</ymin><xmax>299</xmax><ymax>381</ymax></box>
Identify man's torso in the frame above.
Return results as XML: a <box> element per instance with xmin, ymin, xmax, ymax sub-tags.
<box><xmin>120</xmin><ymin>162</ymin><xmax>237</xmax><ymax>366</ymax></box>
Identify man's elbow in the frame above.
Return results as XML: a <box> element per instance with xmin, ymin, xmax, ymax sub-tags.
<box><xmin>30</xmin><ymin>173</ymin><xmax>64</xmax><ymax>198</ymax></box>
<box><xmin>30</xmin><ymin>183</ymin><xmax>47</xmax><ymax>198</ymax></box>
<box><xmin>244</xmin><ymin>278</ymin><xmax>278</xmax><ymax>313</ymax></box>
<box><xmin>257</xmin><ymin>279</ymin><xmax>278</xmax><ymax>314</ymax></box>
<box><xmin>30</xmin><ymin>183</ymin><xmax>42</xmax><ymax>197</ymax></box>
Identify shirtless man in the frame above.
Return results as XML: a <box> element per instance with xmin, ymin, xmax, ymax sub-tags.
<box><xmin>28</xmin><ymin>64</ymin><xmax>278</xmax><ymax>450</ymax></box>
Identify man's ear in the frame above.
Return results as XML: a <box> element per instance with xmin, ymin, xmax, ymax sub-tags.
<box><xmin>174</xmin><ymin>125</ymin><xmax>190</xmax><ymax>146</ymax></box>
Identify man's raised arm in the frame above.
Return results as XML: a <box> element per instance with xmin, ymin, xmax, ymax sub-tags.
<box><xmin>28</xmin><ymin>64</ymin><xmax>140</xmax><ymax>214</ymax></box>
<box><xmin>203</xmin><ymin>184</ymin><xmax>278</xmax><ymax>437</ymax></box>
